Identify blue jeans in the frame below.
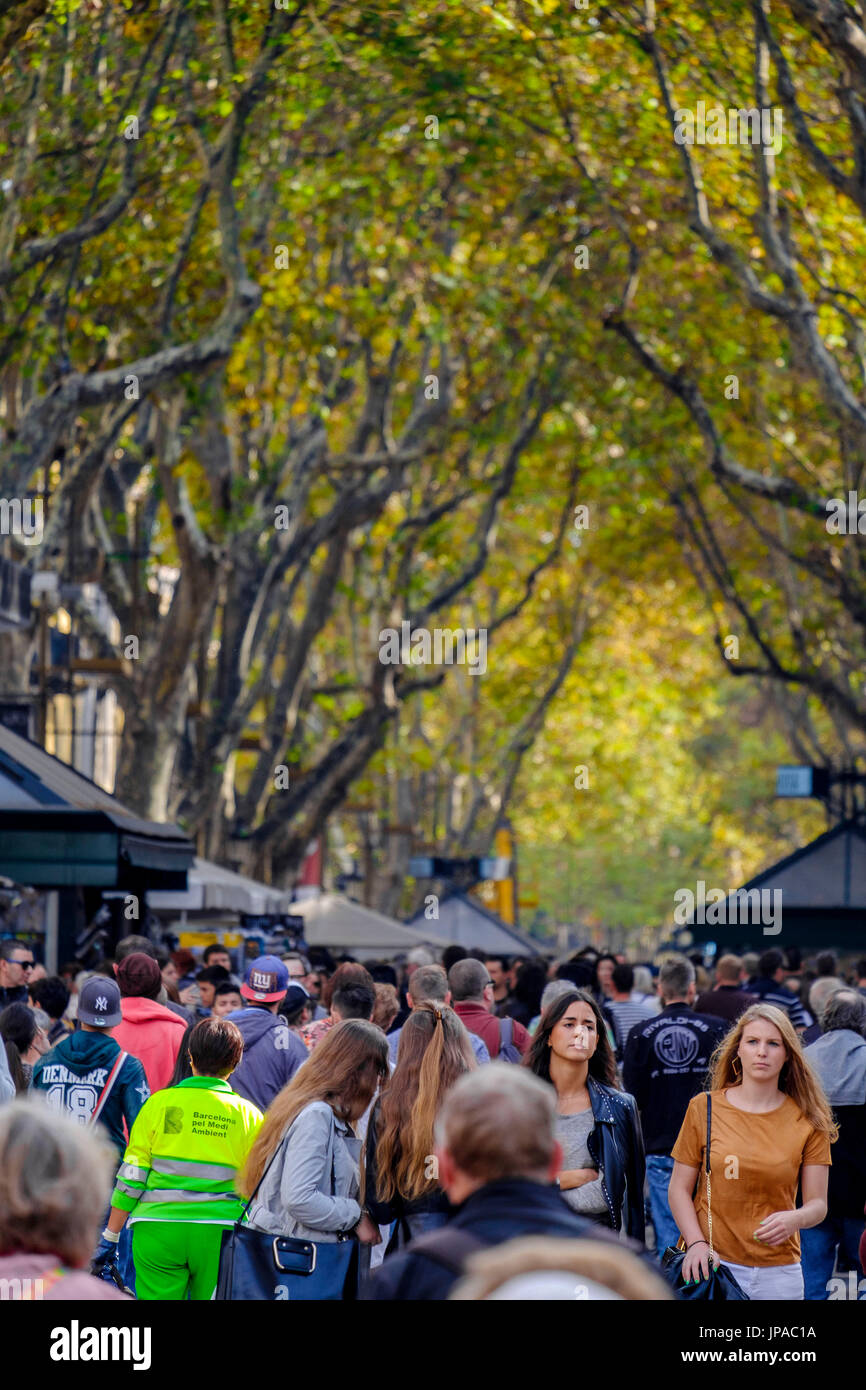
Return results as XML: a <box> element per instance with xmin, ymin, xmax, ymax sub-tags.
<box><xmin>801</xmin><ymin>1215</ymin><xmax>864</xmax><ymax>1300</ymax></box>
<box><xmin>645</xmin><ymin>1154</ymin><xmax>679</xmax><ymax>1257</ymax></box>
<box><xmin>406</xmin><ymin>1210</ymin><xmax>448</xmax><ymax>1239</ymax></box>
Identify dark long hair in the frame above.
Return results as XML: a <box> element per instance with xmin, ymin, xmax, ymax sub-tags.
<box><xmin>169</xmin><ymin>1022</ymin><xmax>195</xmax><ymax>1086</ymax></box>
<box><xmin>0</xmin><ymin>1003</ymin><xmax>38</xmax><ymax>1095</ymax></box>
<box><xmin>523</xmin><ymin>989</ymin><xmax>618</xmax><ymax>1088</ymax></box>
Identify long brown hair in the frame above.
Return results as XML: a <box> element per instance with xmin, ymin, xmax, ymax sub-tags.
<box><xmin>523</xmin><ymin>989</ymin><xmax>619</xmax><ymax>1088</ymax></box>
<box><xmin>709</xmin><ymin>1004</ymin><xmax>836</xmax><ymax>1138</ymax></box>
<box><xmin>374</xmin><ymin>1004</ymin><xmax>476</xmax><ymax>1204</ymax></box>
<box><xmin>238</xmin><ymin>1019</ymin><xmax>388</xmax><ymax>1198</ymax></box>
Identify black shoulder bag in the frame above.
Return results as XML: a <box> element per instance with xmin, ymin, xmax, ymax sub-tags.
<box><xmin>661</xmin><ymin>1094</ymin><xmax>748</xmax><ymax>1301</ymax></box>
<box><xmin>215</xmin><ymin>1113</ymin><xmax>360</xmax><ymax>1301</ymax></box>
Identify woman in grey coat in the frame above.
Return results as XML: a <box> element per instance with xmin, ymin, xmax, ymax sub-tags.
<box><xmin>238</xmin><ymin>1018</ymin><xmax>388</xmax><ymax>1247</ymax></box>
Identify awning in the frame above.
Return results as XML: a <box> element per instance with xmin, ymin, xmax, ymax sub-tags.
<box><xmin>406</xmin><ymin>891</ymin><xmax>542</xmax><ymax>955</ymax></box>
<box><xmin>681</xmin><ymin>819</ymin><xmax>866</xmax><ymax>951</ymax></box>
<box><xmin>287</xmin><ymin>893</ymin><xmax>434</xmax><ymax>956</ymax></box>
<box><xmin>148</xmin><ymin>857</ymin><xmax>295</xmax><ymax>916</ymax></box>
<box><xmin>0</xmin><ymin>725</ymin><xmax>193</xmax><ymax>889</ymax></box>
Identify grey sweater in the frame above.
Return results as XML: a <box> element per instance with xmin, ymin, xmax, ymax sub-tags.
<box><xmin>246</xmin><ymin>1101</ymin><xmax>362</xmax><ymax>1242</ymax></box>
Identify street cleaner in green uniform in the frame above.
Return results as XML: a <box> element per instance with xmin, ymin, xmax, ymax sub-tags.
<box><xmin>93</xmin><ymin>1015</ymin><xmax>263</xmax><ymax>1300</ymax></box>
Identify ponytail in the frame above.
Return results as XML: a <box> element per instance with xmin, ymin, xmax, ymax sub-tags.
<box><xmin>374</xmin><ymin>1003</ymin><xmax>476</xmax><ymax>1204</ymax></box>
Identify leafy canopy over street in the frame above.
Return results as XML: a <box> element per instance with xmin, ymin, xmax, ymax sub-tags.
<box><xmin>1</xmin><ymin>0</ymin><xmax>859</xmax><ymax>937</ymax></box>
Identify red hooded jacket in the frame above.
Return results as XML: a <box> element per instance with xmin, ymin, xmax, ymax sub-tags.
<box><xmin>113</xmin><ymin>996</ymin><xmax>188</xmax><ymax>1093</ymax></box>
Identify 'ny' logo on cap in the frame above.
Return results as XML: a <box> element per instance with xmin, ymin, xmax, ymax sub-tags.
<box><xmin>95</xmin><ymin>996</ymin><xmax>108</xmax><ymax>1012</ymax></box>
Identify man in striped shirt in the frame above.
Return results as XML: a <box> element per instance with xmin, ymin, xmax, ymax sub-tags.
<box><xmin>746</xmin><ymin>948</ymin><xmax>810</xmax><ymax>1033</ymax></box>
<box><xmin>603</xmin><ymin>964</ymin><xmax>657</xmax><ymax>1059</ymax></box>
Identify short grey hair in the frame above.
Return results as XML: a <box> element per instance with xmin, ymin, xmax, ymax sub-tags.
<box><xmin>408</xmin><ymin>964</ymin><xmax>448</xmax><ymax>1004</ymax></box>
<box><xmin>448</xmin><ymin>958</ymin><xmax>490</xmax><ymax>1003</ymax></box>
<box><xmin>539</xmin><ymin>980</ymin><xmax>574</xmax><ymax>1015</ymax></box>
<box><xmin>632</xmin><ymin>966</ymin><xmax>654</xmax><ymax>995</ymax></box>
<box><xmin>435</xmin><ymin>1064</ymin><xmax>557</xmax><ymax>1180</ymax></box>
<box><xmin>821</xmin><ymin>990</ymin><xmax>866</xmax><ymax>1037</ymax></box>
<box><xmin>0</xmin><ymin>1099</ymin><xmax>117</xmax><ymax>1265</ymax></box>
<box><xmin>116</xmin><ymin>934</ymin><xmax>157</xmax><ymax>962</ymax></box>
<box><xmin>30</xmin><ymin>1007</ymin><xmax>51</xmax><ymax>1034</ymax></box>
<box><xmin>282</xmin><ymin>951</ymin><xmax>312</xmax><ymax>973</ymax></box>
<box><xmin>408</xmin><ymin>946</ymin><xmax>436</xmax><ymax>968</ymax></box>
<box><xmin>808</xmin><ymin>977</ymin><xmax>844</xmax><ymax>1021</ymax></box>
<box><xmin>658</xmin><ymin>955</ymin><xmax>695</xmax><ymax>1002</ymax></box>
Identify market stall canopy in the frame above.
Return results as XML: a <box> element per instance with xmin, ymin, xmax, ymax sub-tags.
<box><xmin>680</xmin><ymin>819</ymin><xmax>866</xmax><ymax>952</ymax></box>
<box><xmin>287</xmin><ymin>893</ymin><xmax>434</xmax><ymax>957</ymax></box>
<box><xmin>148</xmin><ymin>857</ymin><xmax>294</xmax><ymax>916</ymax></box>
<box><xmin>0</xmin><ymin>724</ymin><xmax>193</xmax><ymax>888</ymax></box>
<box><xmin>406</xmin><ymin>891</ymin><xmax>542</xmax><ymax>955</ymax></box>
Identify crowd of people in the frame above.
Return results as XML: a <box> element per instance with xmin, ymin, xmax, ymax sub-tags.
<box><xmin>0</xmin><ymin>933</ymin><xmax>864</xmax><ymax>1302</ymax></box>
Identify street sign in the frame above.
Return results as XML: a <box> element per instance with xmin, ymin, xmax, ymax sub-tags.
<box><xmin>775</xmin><ymin>766</ymin><xmax>831</xmax><ymax>798</ymax></box>
<box><xmin>408</xmin><ymin>856</ymin><xmax>435</xmax><ymax>878</ymax></box>
<box><xmin>478</xmin><ymin>856</ymin><xmax>511</xmax><ymax>881</ymax></box>
<box><xmin>776</xmin><ymin>766</ymin><xmax>814</xmax><ymax>797</ymax></box>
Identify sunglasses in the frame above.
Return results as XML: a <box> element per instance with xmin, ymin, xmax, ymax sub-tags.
<box><xmin>14</xmin><ymin>959</ymin><xmax>35</xmax><ymax>969</ymax></box>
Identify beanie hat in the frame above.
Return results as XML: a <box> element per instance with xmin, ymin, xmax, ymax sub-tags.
<box><xmin>116</xmin><ymin>952</ymin><xmax>162</xmax><ymax>1000</ymax></box>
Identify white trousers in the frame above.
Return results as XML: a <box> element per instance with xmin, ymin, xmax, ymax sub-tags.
<box><xmin>722</xmin><ymin>1259</ymin><xmax>804</xmax><ymax>1300</ymax></box>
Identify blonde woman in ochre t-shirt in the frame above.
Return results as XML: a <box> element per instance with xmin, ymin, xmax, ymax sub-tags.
<box><xmin>668</xmin><ymin>1004</ymin><xmax>835</xmax><ymax>1300</ymax></box>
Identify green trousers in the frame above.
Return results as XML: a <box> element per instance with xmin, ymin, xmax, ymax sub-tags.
<box><xmin>132</xmin><ymin>1220</ymin><xmax>225</xmax><ymax>1301</ymax></box>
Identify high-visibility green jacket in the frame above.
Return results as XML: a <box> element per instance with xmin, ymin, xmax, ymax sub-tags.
<box><xmin>112</xmin><ymin>1076</ymin><xmax>263</xmax><ymax>1225</ymax></box>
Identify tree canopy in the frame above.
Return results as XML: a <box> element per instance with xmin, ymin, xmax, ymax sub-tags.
<box><xmin>0</xmin><ymin>0</ymin><xmax>859</xmax><ymax>940</ymax></box>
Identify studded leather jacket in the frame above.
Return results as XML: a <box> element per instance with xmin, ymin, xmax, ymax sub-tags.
<box><xmin>584</xmin><ymin>1075</ymin><xmax>646</xmax><ymax>1241</ymax></box>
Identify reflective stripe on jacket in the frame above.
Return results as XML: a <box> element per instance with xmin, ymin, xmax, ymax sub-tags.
<box><xmin>112</xmin><ymin>1075</ymin><xmax>263</xmax><ymax>1225</ymax></box>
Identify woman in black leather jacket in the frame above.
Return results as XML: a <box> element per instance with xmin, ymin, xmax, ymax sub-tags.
<box><xmin>524</xmin><ymin>988</ymin><xmax>646</xmax><ymax>1241</ymax></box>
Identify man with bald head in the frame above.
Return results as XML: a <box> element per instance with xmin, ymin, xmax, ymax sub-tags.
<box><xmin>693</xmin><ymin>954</ymin><xmax>756</xmax><ymax>1023</ymax></box>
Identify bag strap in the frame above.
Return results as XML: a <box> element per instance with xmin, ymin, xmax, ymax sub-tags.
<box><xmin>328</xmin><ymin>1111</ymin><xmax>338</xmax><ymax>1196</ymax></box>
<box><xmin>705</xmin><ymin>1093</ymin><xmax>714</xmax><ymax>1263</ymax></box>
<box><xmin>498</xmin><ymin>1018</ymin><xmax>512</xmax><ymax>1053</ymax></box>
<box><xmin>89</xmin><ymin>1051</ymin><xmax>128</xmax><ymax>1126</ymax></box>
<box><xmin>237</xmin><ymin>1115</ymin><xmax>293</xmax><ymax>1223</ymax></box>
<box><xmin>238</xmin><ymin>1104</ymin><xmax>340</xmax><ymax>1226</ymax></box>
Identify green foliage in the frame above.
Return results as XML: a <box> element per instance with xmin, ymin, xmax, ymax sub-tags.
<box><xmin>0</xmin><ymin>0</ymin><xmax>856</xmax><ymax>929</ymax></box>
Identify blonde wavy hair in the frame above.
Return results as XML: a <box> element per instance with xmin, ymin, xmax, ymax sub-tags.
<box><xmin>374</xmin><ymin>1003</ymin><xmax>475</xmax><ymax>1204</ymax></box>
<box><xmin>709</xmin><ymin>1004</ymin><xmax>836</xmax><ymax>1139</ymax></box>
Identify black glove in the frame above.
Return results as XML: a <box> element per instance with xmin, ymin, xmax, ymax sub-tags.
<box><xmin>90</xmin><ymin>1236</ymin><xmax>119</xmax><ymax>1275</ymax></box>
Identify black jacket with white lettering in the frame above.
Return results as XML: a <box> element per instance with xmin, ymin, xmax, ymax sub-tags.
<box><xmin>622</xmin><ymin>1005</ymin><xmax>727</xmax><ymax>1156</ymax></box>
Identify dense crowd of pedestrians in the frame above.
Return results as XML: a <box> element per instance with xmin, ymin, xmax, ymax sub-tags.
<box><xmin>0</xmin><ymin>933</ymin><xmax>865</xmax><ymax>1302</ymax></box>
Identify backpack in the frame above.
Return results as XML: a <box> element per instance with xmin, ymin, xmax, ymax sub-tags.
<box><xmin>497</xmin><ymin>1018</ymin><xmax>521</xmax><ymax>1063</ymax></box>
